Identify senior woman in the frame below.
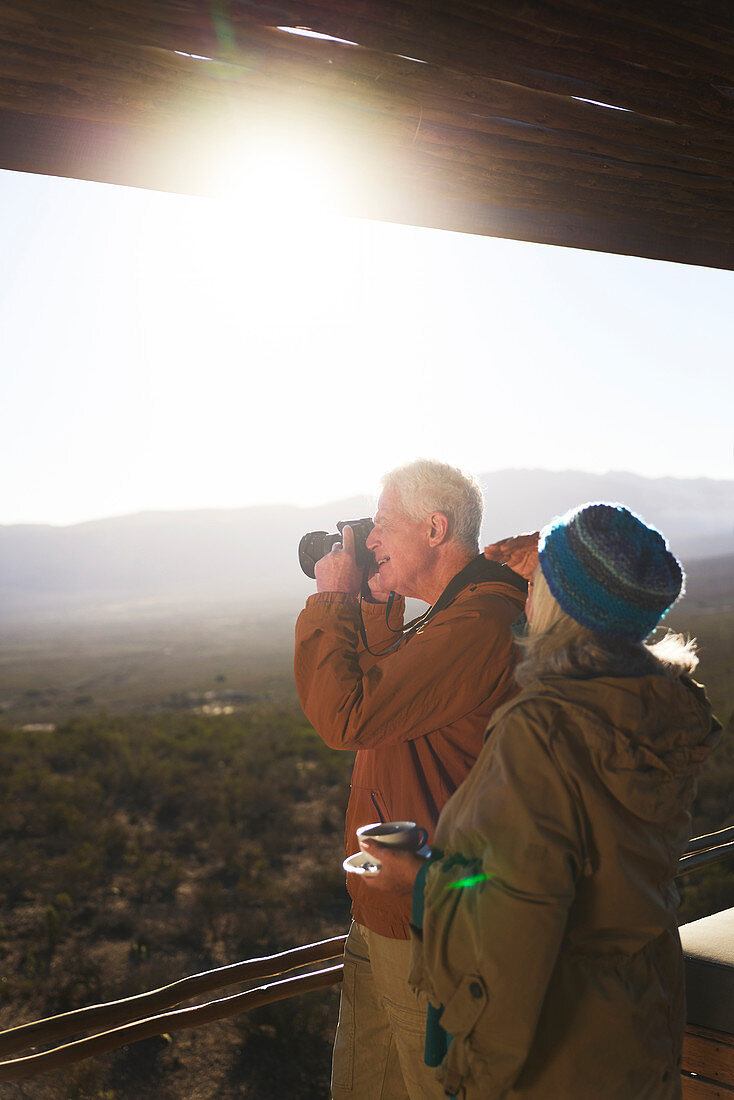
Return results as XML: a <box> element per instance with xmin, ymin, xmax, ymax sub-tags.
<box><xmin>361</xmin><ymin>503</ymin><xmax>720</xmax><ymax>1100</ymax></box>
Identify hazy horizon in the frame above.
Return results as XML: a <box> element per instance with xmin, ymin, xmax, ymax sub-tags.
<box><xmin>0</xmin><ymin>464</ymin><xmax>732</xmax><ymax>531</ymax></box>
<box><xmin>1</xmin><ymin>468</ymin><xmax>730</xmax><ymax>632</ymax></box>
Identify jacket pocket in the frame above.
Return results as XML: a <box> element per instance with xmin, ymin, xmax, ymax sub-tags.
<box><xmin>439</xmin><ymin>972</ymin><xmax>488</xmax><ymax>1038</ymax></box>
<box><xmin>370</xmin><ymin>789</ymin><xmax>390</xmax><ymax>823</ymax></box>
<box><xmin>344</xmin><ymin>784</ymin><xmax>392</xmax><ymax>853</ymax></box>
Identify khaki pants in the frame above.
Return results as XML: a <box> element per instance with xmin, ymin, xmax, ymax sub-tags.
<box><xmin>331</xmin><ymin>922</ymin><xmax>446</xmax><ymax>1100</ymax></box>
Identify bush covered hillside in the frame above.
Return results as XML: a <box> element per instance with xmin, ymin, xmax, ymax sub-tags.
<box><xmin>0</xmin><ymin>708</ymin><xmax>353</xmax><ymax>1099</ymax></box>
<box><xmin>0</xmin><ymin>599</ymin><xmax>731</xmax><ymax>1098</ymax></box>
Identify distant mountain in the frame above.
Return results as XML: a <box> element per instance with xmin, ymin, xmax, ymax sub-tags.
<box><xmin>478</xmin><ymin>470</ymin><xmax>733</xmax><ymax>556</ymax></box>
<box><xmin>0</xmin><ymin>471</ymin><xmax>731</xmax><ymax>622</ymax></box>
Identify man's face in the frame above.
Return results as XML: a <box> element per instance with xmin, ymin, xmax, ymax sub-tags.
<box><xmin>365</xmin><ymin>488</ymin><xmax>431</xmax><ymax>600</ymax></box>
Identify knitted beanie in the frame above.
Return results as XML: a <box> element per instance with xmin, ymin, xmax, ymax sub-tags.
<box><xmin>538</xmin><ymin>502</ymin><xmax>684</xmax><ymax>642</ymax></box>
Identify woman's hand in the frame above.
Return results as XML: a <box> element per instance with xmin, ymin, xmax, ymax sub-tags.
<box><xmin>366</xmin><ymin>567</ymin><xmax>394</xmax><ymax>604</ymax></box>
<box><xmin>359</xmin><ymin>838</ymin><xmax>424</xmax><ymax>896</ymax></box>
<box><xmin>484</xmin><ymin>532</ymin><xmax>539</xmax><ymax>582</ymax></box>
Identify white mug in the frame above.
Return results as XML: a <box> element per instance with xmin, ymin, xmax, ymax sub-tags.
<box><xmin>356</xmin><ymin>820</ymin><xmax>428</xmax><ymax>852</ymax></box>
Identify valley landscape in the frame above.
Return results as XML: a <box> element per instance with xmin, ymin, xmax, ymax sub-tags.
<box><xmin>0</xmin><ymin>470</ymin><xmax>732</xmax><ymax>1098</ymax></box>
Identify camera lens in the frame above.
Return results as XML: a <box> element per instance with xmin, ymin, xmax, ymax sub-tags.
<box><xmin>298</xmin><ymin>531</ymin><xmax>341</xmax><ymax>578</ymax></box>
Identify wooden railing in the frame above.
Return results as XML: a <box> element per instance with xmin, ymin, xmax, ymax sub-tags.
<box><xmin>0</xmin><ymin>936</ymin><xmax>346</xmax><ymax>1083</ymax></box>
<box><xmin>676</xmin><ymin>825</ymin><xmax>734</xmax><ymax>877</ymax></box>
<box><xmin>2</xmin><ymin>826</ymin><xmax>734</xmax><ymax>1083</ymax></box>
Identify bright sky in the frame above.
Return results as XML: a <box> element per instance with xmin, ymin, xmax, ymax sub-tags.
<box><xmin>1</xmin><ymin>163</ymin><xmax>732</xmax><ymax>527</ymax></box>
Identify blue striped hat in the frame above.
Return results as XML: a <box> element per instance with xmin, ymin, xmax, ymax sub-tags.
<box><xmin>538</xmin><ymin>503</ymin><xmax>684</xmax><ymax>642</ymax></box>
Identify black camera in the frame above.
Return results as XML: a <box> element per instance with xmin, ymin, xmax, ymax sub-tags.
<box><xmin>298</xmin><ymin>518</ymin><xmax>375</xmax><ymax>579</ymax></box>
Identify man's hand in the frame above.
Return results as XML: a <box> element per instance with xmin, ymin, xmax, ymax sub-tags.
<box><xmin>359</xmin><ymin>838</ymin><xmax>424</xmax><ymax>896</ymax></box>
<box><xmin>315</xmin><ymin>524</ymin><xmax>364</xmax><ymax>595</ymax></box>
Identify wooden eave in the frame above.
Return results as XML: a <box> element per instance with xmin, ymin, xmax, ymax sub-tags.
<box><xmin>0</xmin><ymin>1</ymin><xmax>733</xmax><ymax>269</ymax></box>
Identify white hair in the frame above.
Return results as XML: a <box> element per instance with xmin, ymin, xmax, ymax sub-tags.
<box><xmin>516</xmin><ymin>568</ymin><xmax>698</xmax><ymax>686</ymax></box>
<box><xmin>381</xmin><ymin>459</ymin><xmax>483</xmax><ymax>553</ymax></box>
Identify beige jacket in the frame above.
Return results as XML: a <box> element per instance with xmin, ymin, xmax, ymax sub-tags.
<box><xmin>410</xmin><ymin>673</ymin><xmax>720</xmax><ymax>1099</ymax></box>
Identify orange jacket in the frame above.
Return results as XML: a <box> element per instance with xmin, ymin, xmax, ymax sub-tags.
<box><xmin>294</xmin><ymin>557</ymin><xmax>527</xmax><ymax>938</ymax></box>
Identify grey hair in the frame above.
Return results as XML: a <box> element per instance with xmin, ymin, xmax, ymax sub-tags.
<box><xmin>381</xmin><ymin>459</ymin><xmax>483</xmax><ymax>552</ymax></box>
<box><xmin>516</xmin><ymin>569</ymin><xmax>698</xmax><ymax>687</ymax></box>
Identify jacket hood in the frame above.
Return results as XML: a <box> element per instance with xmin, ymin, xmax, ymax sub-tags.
<box><xmin>524</xmin><ymin>673</ymin><xmax>720</xmax><ymax>824</ymax></box>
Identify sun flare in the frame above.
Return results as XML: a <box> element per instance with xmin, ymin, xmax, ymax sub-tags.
<box><xmin>209</xmin><ymin>128</ymin><xmax>344</xmax><ymax>222</ymax></box>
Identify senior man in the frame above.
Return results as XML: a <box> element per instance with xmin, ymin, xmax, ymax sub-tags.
<box><xmin>295</xmin><ymin>459</ymin><xmax>531</xmax><ymax>1100</ymax></box>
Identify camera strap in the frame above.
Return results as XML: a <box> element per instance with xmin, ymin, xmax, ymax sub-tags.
<box><xmin>357</xmin><ymin>555</ymin><xmax>528</xmax><ymax>657</ymax></box>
